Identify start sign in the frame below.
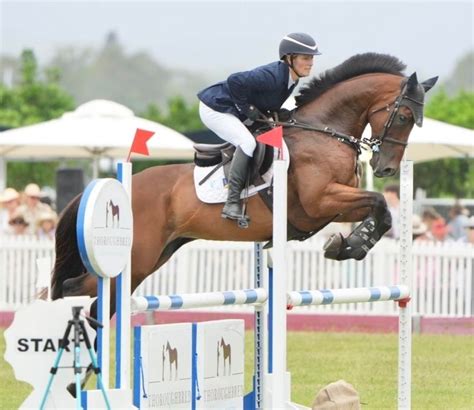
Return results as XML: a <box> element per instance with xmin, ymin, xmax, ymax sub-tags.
<box><xmin>77</xmin><ymin>178</ymin><xmax>133</xmax><ymax>278</ymax></box>
<box><xmin>4</xmin><ymin>297</ymin><xmax>94</xmax><ymax>409</ymax></box>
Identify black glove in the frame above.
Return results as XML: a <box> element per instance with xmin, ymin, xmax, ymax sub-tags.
<box><xmin>245</xmin><ymin>105</ymin><xmax>265</xmax><ymax>121</ymax></box>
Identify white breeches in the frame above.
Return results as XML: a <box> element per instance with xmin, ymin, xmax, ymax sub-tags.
<box><xmin>199</xmin><ymin>101</ymin><xmax>256</xmax><ymax>157</ymax></box>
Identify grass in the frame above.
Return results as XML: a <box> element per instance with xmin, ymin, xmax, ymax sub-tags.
<box><xmin>1</xmin><ymin>328</ymin><xmax>473</xmax><ymax>409</ymax></box>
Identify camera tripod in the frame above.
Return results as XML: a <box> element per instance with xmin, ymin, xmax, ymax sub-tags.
<box><xmin>39</xmin><ymin>306</ymin><xmax>111</xmax><ymax>410</ymax></box>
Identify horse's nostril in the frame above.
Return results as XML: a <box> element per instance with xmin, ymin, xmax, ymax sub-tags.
<box><xmin>383</xmin><ymin>167</ymin><xmax>396</xmax><ymax>176</ymax></box>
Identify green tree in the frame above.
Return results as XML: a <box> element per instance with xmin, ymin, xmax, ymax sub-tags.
<box><xmin>0</xmin><ymin>50</ymin><xmax>75</xmax><ymax>128</ymax></box>
<box><xmin>0</xmin><ymin>49</ymin><xmax>76</xmax><ymax>189</ymax></box>
<box><xmin>141</xmin><ymin>96</ymin><xmax>204</xmax><ymax>133</ymax></box>
<box><xmin>415</xmin><ymin>90</ymin><xmax>473</xmax><ymax>197</ymax></box>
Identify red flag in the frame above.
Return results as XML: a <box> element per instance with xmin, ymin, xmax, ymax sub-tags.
<box><xmin>256</xmin><ymin>126</ymin><xmax>283</xmax><ymax>150</ymax></box>
<box><xmin>127</xmin><ymin>128</ymin><xmax>155</xmax><ymax>161</ymax></box>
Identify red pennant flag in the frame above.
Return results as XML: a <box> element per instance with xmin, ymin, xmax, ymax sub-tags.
<box><xmin>127</xmin><ymin>128</ymin><xmax>155</xmax><ymax>161</ymax></box>
<box><xmin>256</xmin><ymin>126</ymin><xmax>283</xmax><ymax>150</ymax></box>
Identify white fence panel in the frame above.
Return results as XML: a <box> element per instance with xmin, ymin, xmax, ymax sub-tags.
<box><xmin>0</xmin><ymin>235</ymin><xmax>472</xmax><ymax>318</ymax></box>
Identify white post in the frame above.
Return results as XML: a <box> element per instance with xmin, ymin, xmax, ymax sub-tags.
<box><xmin>0</xmin><ymin>156</ymin><xmax>6</xmax><ymax>192</ymax></box>
<box><xmin>116</xmin><ymin>162</ymin><xmax>132</xmax><ymax>388</ymax></box>
<box><xmin>268</xmin><ymin>159</ymin><xmax>289</xmax><ymax>408</ymax></box>
<box><xmin>97</xmin><ymin>277</ymin><xmax>110</xmax><ymax>389</ymax></box>
<box><xmin>398</xmin><ymin>159</ymin><xmax>413</xmax><ymax>409</ymax></box>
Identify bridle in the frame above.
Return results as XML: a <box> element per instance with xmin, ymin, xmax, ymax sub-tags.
<box><xmin>256</xmin><ymin>81</ymin><xmax>425</xmax><ymax>157</ymax></box>
<box><xmin>364</xmin><ymin>84</ymin><xmax>424</xmax><ymax>152</ymax></box>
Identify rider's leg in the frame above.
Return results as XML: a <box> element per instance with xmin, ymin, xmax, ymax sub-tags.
<box><xmin>221</xmin><ymin>146</ymin><xmax>252</xmax><ymax>219</ymax></box>
<box><xmin>199</xmin><ymin>102</ymin><xmax>256</xmax><ymax>220</ymax></box>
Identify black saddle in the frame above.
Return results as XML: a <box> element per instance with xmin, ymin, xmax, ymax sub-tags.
<box><xmin>193</xmin><ymin>139</ymin><xmax>274</xmax><ymax>187</ymax></box>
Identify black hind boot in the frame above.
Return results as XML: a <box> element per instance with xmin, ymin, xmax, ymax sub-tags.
<box><xmin>221</xmin><ymin>147</ymin><xmax>251</xmax><ymax>223</ymax></box>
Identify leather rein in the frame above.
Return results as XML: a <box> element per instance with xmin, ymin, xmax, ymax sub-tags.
<box><xmin>257</xmin><ymin>86</ymin><xmax>424</xmax><ymax>156</ymax></box>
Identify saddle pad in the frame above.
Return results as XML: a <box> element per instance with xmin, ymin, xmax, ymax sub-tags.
<box><xmin>193</xmin><ymin>143</ymin><xmax>289</xmax><ymax>204</ymax></box>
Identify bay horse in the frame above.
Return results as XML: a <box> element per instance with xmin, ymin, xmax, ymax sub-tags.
<box><xmin>51</xmin><ymin>53</ymin><xmax>437</xmax><ymax>316</ymax></box>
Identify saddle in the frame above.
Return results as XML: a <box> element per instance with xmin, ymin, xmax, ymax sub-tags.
<box><xmin>192</xmin><ymin>113</ymin><xmax>322</xmax><ymax>245</ymax></box>
<box><xmin>193</xmin><ymin>109</ymin><xmax>293</xmax><ymax>187</ymax></box>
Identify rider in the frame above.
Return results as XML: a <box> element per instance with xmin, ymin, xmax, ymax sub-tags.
<box><xmin>197</xmin><ymin>32</ymin><xmax>321</xmax><ymax>223</ymax></box>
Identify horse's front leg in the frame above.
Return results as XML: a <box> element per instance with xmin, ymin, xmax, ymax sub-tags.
<box><xmin>319</xmin><ymin>184</ymin><xmax>392</xmax><ymax>261</ymax></box>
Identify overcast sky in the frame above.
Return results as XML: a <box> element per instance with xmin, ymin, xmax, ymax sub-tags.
<box><xmin>1</xmin><ymin>0</ymin><xmax>473</xmax><ymax>82</ymax></box>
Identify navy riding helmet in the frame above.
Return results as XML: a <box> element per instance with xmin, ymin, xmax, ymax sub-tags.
<box><xmin>279</xmin><ymin>33</ymin><xmax>322</xmax><ymax>59</ymax></box>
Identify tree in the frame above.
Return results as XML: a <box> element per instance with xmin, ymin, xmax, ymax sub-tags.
<box><xmin>0</xmin><ymin>49</ymin><xmax>76</xmax><ymax>189</ymax></box>
<box><xmin>0</xmin><ymin>50</ymin><xmax>75</xmax><ymax>128</ymax></box>
<box><xmin>141</xmin><ymin>96</ymin><xmax>204</xmax><ymax>133</ymax></box>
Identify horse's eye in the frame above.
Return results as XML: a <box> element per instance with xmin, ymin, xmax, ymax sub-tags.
<box><xmin>398</xmin><ymin>114</ymin><xmax>407</xmax><ymax>123</ymax></box>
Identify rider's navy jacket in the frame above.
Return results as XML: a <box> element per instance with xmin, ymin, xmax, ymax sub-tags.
<box><xmin>197</xmin><ymin>61</ymin><xmax>297</xmax><ymax>121</ymax></box>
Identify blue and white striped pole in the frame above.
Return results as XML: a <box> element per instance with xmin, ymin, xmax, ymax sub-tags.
<box><xmin>288</xmin><ymin>285</ymin><xmax>410</xmax><ymax>307</ymax></box>
<box><xmin>131</xmin><ymin>288</ymin><xmax>268</xmax><ymax>312</ymax></box>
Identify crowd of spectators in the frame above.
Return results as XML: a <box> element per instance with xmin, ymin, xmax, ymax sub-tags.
<box><xmin>383</xmin><ymin>184</ymin><xmax>473</xmax><ymax>244</ymax></box>
<box><xmin>0</xmin><ymin>184</ymin><xmax>57</xmax><ymax>239</ymax></box>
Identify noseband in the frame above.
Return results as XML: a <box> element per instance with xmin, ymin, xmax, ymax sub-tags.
<box><xmin>365</xmin><ymin>85</ymin><xmax>424</xmax><ymax>152</ymax></box>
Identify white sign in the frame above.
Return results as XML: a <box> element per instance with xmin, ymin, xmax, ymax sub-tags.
<box><xmin>4</xmin><ymin>297</ymin><xmax>94</xmax><ymax>409</ymax></box>
<box><xmin>196</xmin><ymin>320</ymin><xmax>245</xmax><ymax>409</ymax></box>
<box><xmin>77</xmin><ymin>178</ymin><xmax>133</xmax><ymax>278</ymax></box>
<box><xmin>135</xmin><ymin>323</ymin><xmax>194</xmax><ymax>409</ymax></box>
<box><xmin>134</xmin><ymin>320</ymin><xmax>245</xmax><ymax>409</ymax></box>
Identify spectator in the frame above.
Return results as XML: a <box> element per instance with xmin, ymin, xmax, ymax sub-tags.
<box><xmin>36</xmin><ymin>209</ymin><xmax>58</xmax><ymax>240</ymax></box>
<box><xmin>422</xmin><ymin>207</ymin><xmax>448</xmax><ymax>241</ymax></box>
<box><xmin>8</xmin><ymin>210</ymin><xmax>30</xmax><ymax>236</ymax></box>
<box><xmin>0</xmin><ymin>187</ymin><xmax>21</xmax><ymax>234</ymax></box>
<box><xmin>447</xmin><ymin>204</ymin><xmax>469</xmax><ymax>241</ymax></box>
<box><xmin>17</xmin><ymin>183</ymin><xmax>52</xmax><ymax>235</ymax></box>
<box><xmin>412</xmin><ymin>214</ymin><xmax>429</xmax><ymax>241</ymax></box>
<box><xmin>464</xmin><ymin>216</ymin><xmax>474</xmax><ymax>244</ymax></box>
<box><xmin>383</xmin><ymin>184</ymin><xmax>400</xmax><ymax>239</ymax></box>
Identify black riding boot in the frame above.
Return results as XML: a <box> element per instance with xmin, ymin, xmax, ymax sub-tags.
<box><xmin>221</xmin><ymin>147</ymin><xmax>251</xmax><ymax>221</ymax></box>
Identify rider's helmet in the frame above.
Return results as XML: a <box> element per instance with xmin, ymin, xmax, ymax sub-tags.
<box><xmin>279</xmin><ymin>33</ymin><xmax>322</xmax><ymax>59</ymax></box>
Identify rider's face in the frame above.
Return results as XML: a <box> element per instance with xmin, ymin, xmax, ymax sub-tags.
<box><xmin>292</xmin><ymin>54</ymin><xmax>314</xmax><ymax>77</ymax></box>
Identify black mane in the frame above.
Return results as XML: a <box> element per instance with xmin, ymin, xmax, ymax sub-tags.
<box><xmin>295</xmin><ymin>53</ymin><xmax>407</xmax><ymax>107</ymax></box>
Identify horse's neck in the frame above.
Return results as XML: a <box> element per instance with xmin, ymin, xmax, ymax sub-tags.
<box><xmin>295</xmin><ymin>75</ymin><xmax>393</xmax><ymax>139</ymax></box>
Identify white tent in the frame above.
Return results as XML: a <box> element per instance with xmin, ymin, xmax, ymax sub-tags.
<box><xmin>0</xmin><ymin>100</ymin><xmax>195</xmax><ymax>190</ymax></box>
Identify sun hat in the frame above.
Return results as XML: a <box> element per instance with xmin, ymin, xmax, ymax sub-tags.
<box><xmin>0</xmin><ymin>187</ymin><xmax>20</xmax><ymax>203</ymax></box>
<box><xmin>24</xmin><ymin>183</ymin><xmax>43</xmax><ymax>198</ymax></box>
<box><xmin>37</xmin><ymin>210</ymin><xmax>58</xmax><ymax>225</ymax></box>
<box><xmin>8</xmin><ymin>210</ymin><xmax>29</xmax><ymax>226</ymax></box>
<box><xmin>312</xmin><ymin>380</ymin><xmax>360</xmax><ymax>409</ymax></box>
<box><xmin>412</xmin><ymin>214</ymin><xmax>428</xmax><ymax>236</ymax></box>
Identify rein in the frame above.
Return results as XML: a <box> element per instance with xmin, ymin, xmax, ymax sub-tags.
<box><xmin>256</xmin><ymin>117</ymin><xmax>365</xmax><ymax>156</ymax></box>
<box><xmin>257</xmin><ymin>85</ymin><xmax>424</xmax><ymax>156</ymax></box>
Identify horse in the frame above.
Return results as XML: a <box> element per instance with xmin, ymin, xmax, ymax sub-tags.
<box><xmin>106</xmin><ymin>199</ymin><xmax>120</xmax><ymax>228</ymax></box>
<box><xmin>166</xmin><ymin>341</ymin><xmax>178</xmax><ymax>380</ymax></box>
<box><xmin>220</xmin><ymin>337</ymin><xmax>232</xmax><ymax>376</ymax></box>
<box><xmin>51</xmin><ymin>53</ymin><xmax>437</xmax><ymax>316</ymax></box>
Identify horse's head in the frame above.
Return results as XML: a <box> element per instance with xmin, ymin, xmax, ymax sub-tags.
<box><xmin>368</xmin><ymin>72</ymin><xmax>438</xmax><ymax>177</ymax></box>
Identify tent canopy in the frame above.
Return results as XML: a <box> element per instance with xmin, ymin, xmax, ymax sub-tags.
<box><xmin>0</xmin><ymin>100</ymin><xmax>195</xmax><ymax>160</ymax></box>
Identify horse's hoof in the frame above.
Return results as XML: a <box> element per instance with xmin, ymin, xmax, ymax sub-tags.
<box><xmin>323</xmin><ymin>233</ymin><xmax>343</xmax><ymax>259</ymax></box>
<box><xmin>66</xmin><ymin>382</ymin><xmax>77</xmax><ymax>398</ymax></box>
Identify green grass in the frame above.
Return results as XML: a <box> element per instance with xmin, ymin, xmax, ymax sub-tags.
<box><xmin>1</xmin><ymin>329</ymin><xmax>473</xmax><ymax>409</ymax></box>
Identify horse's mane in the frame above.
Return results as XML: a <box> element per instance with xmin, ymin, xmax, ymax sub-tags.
<box><xmin>295</xmin><ymin>53</ymin><xmax>407</xmax><ymax>107</ymax></box>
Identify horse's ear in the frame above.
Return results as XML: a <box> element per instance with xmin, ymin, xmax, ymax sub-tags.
<box><xmin>406</xmin><ymin>72</ymin><xmax>419</xmax><ymax>91</ymax></box>
<box><xmin>421</xmin><ymin>76</ymin><xmax>439</xmax><ymax>93</ymax></box>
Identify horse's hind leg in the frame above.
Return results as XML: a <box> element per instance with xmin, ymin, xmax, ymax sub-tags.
<box><xmin>312</xmin><ymin>184</ymin><xmax>391</xmax><ymax>261</ymax></box>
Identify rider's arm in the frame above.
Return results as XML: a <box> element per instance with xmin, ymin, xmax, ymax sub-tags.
<box><xmin>227</xmin><ymin>66</ymin><xmax>277</xmax><ymax>118</ymax></box>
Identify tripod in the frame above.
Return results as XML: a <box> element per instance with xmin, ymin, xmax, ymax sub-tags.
<box><xmin>39</xmin><ymin>306</ymin><xmax>111</xmax><ymax>410</ymax></box>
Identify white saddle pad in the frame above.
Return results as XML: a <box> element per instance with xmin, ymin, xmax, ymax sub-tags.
<box><xmin>193</xmin><ymin>143</ymin><xmax>289</xmax><ymax>204</ymax></box>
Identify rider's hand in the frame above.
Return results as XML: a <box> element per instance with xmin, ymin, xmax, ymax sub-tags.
<box><xmin>246</xmin><ymin>105</ymin><xmax>265</xmax><ymax>121</ymax></box>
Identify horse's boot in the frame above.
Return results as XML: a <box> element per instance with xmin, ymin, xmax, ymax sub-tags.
<box><xmin>221</xmin><ymin>147</ymin><xmax>251</xmax><ymax>223</ymax></box>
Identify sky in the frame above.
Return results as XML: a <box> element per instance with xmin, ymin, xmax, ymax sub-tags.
<box><xmin>0</xmin><ymin>0</ymin><xmax>473</xmax><ymax>82</ymax></box>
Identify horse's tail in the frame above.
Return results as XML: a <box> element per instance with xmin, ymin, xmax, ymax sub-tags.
<box><xmin>51</xmin><ymin>194</ymin><xmax>85</xmax><ymax>300</ymax></box>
